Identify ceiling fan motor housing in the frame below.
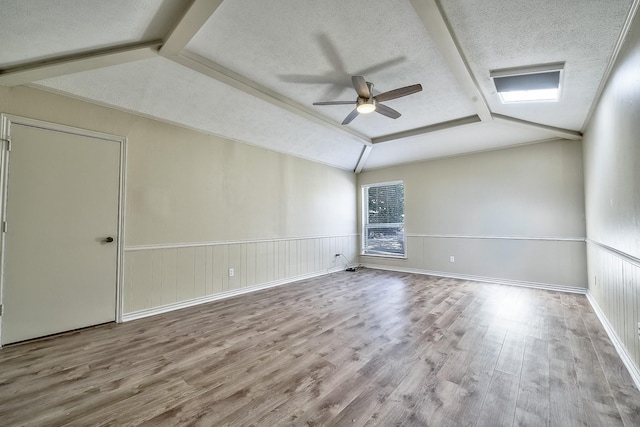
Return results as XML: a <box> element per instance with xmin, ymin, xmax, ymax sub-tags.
<box><xmin>357</xmin><ymin>96</ymin><xmax>377</xmax><ymax>113</ymax></box>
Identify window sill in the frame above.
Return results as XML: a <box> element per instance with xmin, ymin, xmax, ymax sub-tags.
<box><xmin>360</xmin><ymin>253</ymin><xmax>407</xmax><ymax>260</ymax></box>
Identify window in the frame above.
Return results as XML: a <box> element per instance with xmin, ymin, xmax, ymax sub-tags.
<box><xmin>362</xmin><ymin>181</ymin><xmax>405</xmax><ymax>257</ymax></box>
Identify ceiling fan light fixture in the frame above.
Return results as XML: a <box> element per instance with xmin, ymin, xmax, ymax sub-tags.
<box><xmin>356</xmin><ymin>98</ymin><xmax>376</xmax><ymax>114</ymax></box>
<box><xmin>490</xmin><ymin>62</ymin><xmax>564</xmax><ymax>104</ymax></box>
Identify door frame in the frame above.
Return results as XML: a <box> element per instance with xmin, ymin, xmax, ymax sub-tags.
<box><xmin>0</xmin><ymin>114</ymin><xmax>127</xmax><ymax>346</ymax></box>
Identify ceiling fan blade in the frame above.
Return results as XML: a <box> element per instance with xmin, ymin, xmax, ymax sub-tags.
<box><xmin>375</xmin><ymin>84</ymin><xmax>423</xmax><ymax>102</ymax></box>
<box><xmin>342</xmin><ymin>108</ymin><xmax>360</xmax><ymax>125</ymax></box>
<box><xmin>313</xmin><ymin>101</ymin><xmax>356</xmax><ymax>105</ymax></box>
<box><xmin>375</xmin><ymin>103</ymin><xmax>401</xmax><ymax>119</ymax></box>
<box><xmin>351</xmin><ymin>76</ymin><xmax>371</xmax><ymax>98</ymax></box>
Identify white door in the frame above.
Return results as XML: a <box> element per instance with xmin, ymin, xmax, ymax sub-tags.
<box><xmin>1</xmin><ymin>119</ymin><xmax>122</xmax><ymax>345</ymax></box>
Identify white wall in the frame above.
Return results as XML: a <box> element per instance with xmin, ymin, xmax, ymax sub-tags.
<box><xmin>358</xmin><ymin>140</ymin><xmax>587</xmax><ymax>289</ymax></box>
<box><xmin>0</xmin><ymin>86</ymin><xmax>358</xmax><ymax>318</ymax></box>
<box><xmin>582</xmin><ymin>10</ymin><xmax>640</xmax><ymax>377</ymax></box>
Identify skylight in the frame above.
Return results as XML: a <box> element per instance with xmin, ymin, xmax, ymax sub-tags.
<box><xmin>491</xmin><ymin>63</ymin><xmax>564</xmax><ymax>104</ymax></box>
<box><xmin>499</xmin><ymin>88</ymin><xmax>559</xmax><ymax>103</ymax></box>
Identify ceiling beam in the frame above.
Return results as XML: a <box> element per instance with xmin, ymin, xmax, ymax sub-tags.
<box><xmin>160</xmin><ymin>0</ymin><xmax>226</xmax><ymax>57</ymax></box>
<box><xmin>172</xmin><ymin>51</ymin><xmax>372</xmax><ymax>146</ymax></box>
<box><xmin>409</xmin><ymin>0</ymin><xmax>492</xmax><ymax>122</ymax></box>
<box><xmin>0</xmin><ymin>41</ymin><xmax>162</xmax><ymax>87</ymax></box>
<box><xmin>355</xmin><ymin>145</ymin><xmax>373</xmax><ymax>173</ymax></box>
<box><xmin>492</xmin><ymin>114</ymin><xmax>583</xmax><ymax>140</ymax></box>
<box><xmin>372</xmin><ymin>115</ymin><xmax>481</xmax><ymax>144</ymax></box>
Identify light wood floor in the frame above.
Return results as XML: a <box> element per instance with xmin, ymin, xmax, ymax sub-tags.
<box><xmin>1</xmin><ymin>269</ymin><xmax>639</xmax><ymax>426</ymax></box>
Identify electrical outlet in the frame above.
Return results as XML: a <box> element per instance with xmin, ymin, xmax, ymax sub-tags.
<box><xmin>449</xmin><ymin>256</ymin><xmax>455</xmax><ymax>263</ymax></box>
<box><xmin>229</xmin><ymin>268</ymin><xmax>234</xmax><ymax>277</ymax></box>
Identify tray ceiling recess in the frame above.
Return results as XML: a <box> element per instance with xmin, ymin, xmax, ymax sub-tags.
<box><xmin>1</xmin><ymin>0</ymin><xmax>637</xmax><ymax>172</ymax></box>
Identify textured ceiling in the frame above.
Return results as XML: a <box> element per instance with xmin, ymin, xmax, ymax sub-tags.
<box><xmin>37</xmin><ymin>57</ymin><xmax>364</xmax><ymax>170</ymax></box>
<box><xmin>365</xmin><ymin>122</ymin><xmax>556</xmax><ymax>169</ymax></box>
<box><xmin>187</xmin><ymin>0</ymin><xmax>475</xmax><ymax>138</ymax></box>
<box><xmin>440</xmin><ymin>0</ymin><xmax>634</xmax><ymax>131</ymax></box>
<box><xmin>0</xmin><ymin>0</ymin><xmax>184</xmax><ymax>67</ymax></box>
<box><xmin>0</xmin><ymin>0</ymin><xmax>636</xmax><ymax>171</ymax></box>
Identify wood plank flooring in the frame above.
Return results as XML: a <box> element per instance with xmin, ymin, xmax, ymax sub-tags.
<box><xmin>1</xmin><ymin>269</ymin><xmax>639</xmax><ymax>426</ymax></box>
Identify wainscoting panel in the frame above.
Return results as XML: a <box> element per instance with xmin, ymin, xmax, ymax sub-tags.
<box><xmin>123</xmin><ymin>235</ymin><xmax>358</xmax><ymax>316</ymax></box>
<box><xmin>362</xmin><ymin>235</ymin><xmax>587</xmax><ymax>290</ymax></box>
<box><xmin>587</xmin><ymin>240</ymin><xmax>640</xmax><ymax>383</ymax></box>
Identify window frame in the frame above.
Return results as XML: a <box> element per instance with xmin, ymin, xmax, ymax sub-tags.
<box><xmin>361</xmin><ymin>180</ymin><xmax>406</xmax><ymax>258</ymax></box>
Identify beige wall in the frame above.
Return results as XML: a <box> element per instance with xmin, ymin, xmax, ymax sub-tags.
<box><xmin>125</xmin><ymin>114</ymin><xmax>355</xmax><ymax>245</ymax></box>
<box><xmin>582</xmin><ymin>11</ymin><xmax>640</xmax><ymax>376</ymax></box>
<box><xmin>358</xmin><ymin>140</ymin><xmax>587</xmax><ymax>289</ymax></box>
<box><xmin>1</xmin><ymin>86</ymin><xmax>357</xmax><ymax>316</ymax></box>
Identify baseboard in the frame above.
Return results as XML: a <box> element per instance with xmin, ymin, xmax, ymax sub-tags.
<box><xmin>122</xmin><ymin>267</ymin><xmax>344</xmax><ymax>322</ymax></box>
<box><xmin>362</xmin><ymin>264</ymin><xmax>587</xmax><ymax>295</ymax></box>
<box><xmin>586</xmin><ymin>291</ymin><xmax>640</xmax><ymax>391</ymax></box>
<box><xmin>123</xmin><ymin>262</ymin><xmax>586</xmax><ymax>320</ymax></box>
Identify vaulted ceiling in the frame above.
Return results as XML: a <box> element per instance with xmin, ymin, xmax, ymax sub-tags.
<box><xmin>1</xmin><ymin>0</ymin><xmax>636</xmax><ymax>171</ymax></box>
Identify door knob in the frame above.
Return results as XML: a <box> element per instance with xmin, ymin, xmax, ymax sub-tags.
<box><xmin>103</xmin><ymin>237</ymin><xmax>114</xmax><ymax>243</ymax></box>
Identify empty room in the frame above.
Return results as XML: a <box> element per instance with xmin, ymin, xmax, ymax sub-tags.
<box><xmin>1</xmin><ymin>0</ymin><xmax>639</xmax><ymax>425</ymax></box>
